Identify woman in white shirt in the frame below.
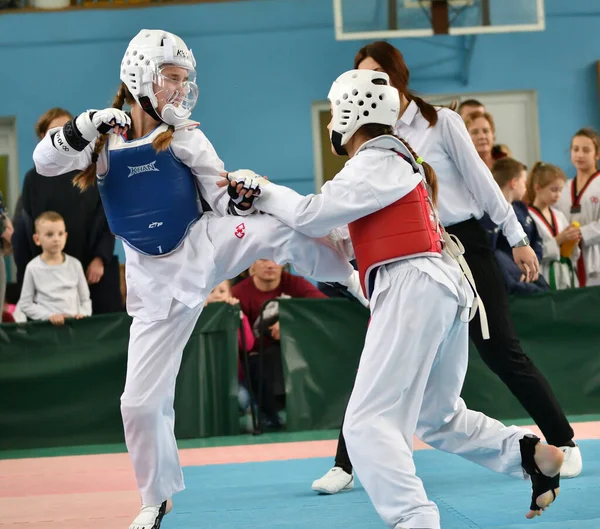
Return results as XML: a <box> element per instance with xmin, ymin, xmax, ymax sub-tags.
<box><xmin>311</xmin><ymin>41</ymin><xmax>580</xmax><ymax>496</ymax></box>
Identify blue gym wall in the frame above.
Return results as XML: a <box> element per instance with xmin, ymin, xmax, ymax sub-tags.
<box><xmin>1</xmin><ymin>0</ymin><xmax>599</xmax><ymax>258</ymax></box>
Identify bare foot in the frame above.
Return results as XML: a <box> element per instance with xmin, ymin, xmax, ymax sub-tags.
<box><xmin>525</xmin><ymin>443</ymin><xmax>563</xmax><ymax>519</ymax></box>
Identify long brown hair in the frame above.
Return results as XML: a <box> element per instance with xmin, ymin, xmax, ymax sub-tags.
<box><xmin>526</xmin><ymin>161</ymin><xmax>567</xmax><ymax>204</ymax></box>
<box><xmin>358</xmin><ymin>123</ymin><xmax>438</xmax><ymax>206</ymax></box>
<box><xmin>73</xmin><ymin>83</ymin><xmax>176</xmax><ymax>191</ymax></box>
<box><xmin>354</xmin><ymin>41</ymin><xmax>441</xmax><ymax>128</ymax></box>
<box><xmin>35</xmin><ymin>108</ymin><xmax>73</xmax><ymax>140</ymax></box>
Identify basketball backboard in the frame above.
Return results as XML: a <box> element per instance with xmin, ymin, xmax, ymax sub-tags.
<box><xmin>333</xmin><ymin>0</ymin><xmax>545</xmax><ymax>40</ymax></box>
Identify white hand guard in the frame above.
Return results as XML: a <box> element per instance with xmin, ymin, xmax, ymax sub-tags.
<box><xmin>77</xmin><ymin>109</ymin><xmax>131</xmax><ymax>141</ymax></box>
<box><xmin>52</xmin><ymin>108</ymin><xmax>131</xmax><ymax>155</ymax></box>
<box><xmin>225</xmin><ymin>169</ymin><xmax>268</xmax><ymax>216</ymax></box>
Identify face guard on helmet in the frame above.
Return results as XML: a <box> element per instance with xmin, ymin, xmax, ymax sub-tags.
<box><xmin>327</xmin><ymin>69</ymin><xmax>400</xmax><ymax>155</ymax></box>
<box><xmin>120</xmin><ymin>29</ymin><xmax>198</xmax><ymax>127</ymax></box>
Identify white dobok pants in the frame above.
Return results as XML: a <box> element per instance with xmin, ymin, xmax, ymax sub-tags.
<box><xmin>343</xmin><ymin>259</ymin><xmax>532</xmax><ymax>529</ymax></box>
<box><xmin>121</xmin><ymin>213</ymin><xmax>354</xmax><ymax>505</ymax></box>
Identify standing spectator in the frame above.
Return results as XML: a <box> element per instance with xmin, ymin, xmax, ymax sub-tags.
<box><xmin>557</xmin><ymin>128</ymin><xmax>600</xmax><ymax>287</ymax></box>
<box><xmin>527</xmin><ymin>162</ymin><xmax>580</xmax><ymax>290</ymax></box>
<box><xmin>232</xmin><ymin>259</ymin><xmax>327</xmax><ymax>428</ymax></box>
<box><xmin>480</xmin><ymin>158</ymin><xmax>550</xmax><ymax>294</ymax></box>
<box><xmin>0</xmin><ymin>189</ymin><xmax>14</xmax><ymax>315</ymax></box>
<box><xmin>17</xmin><ymin>211</ymin><xmax>92</xmax><ymax>325</ymax></box>
<box><xmin>457</xmin><ymin>98</ymin><xmax>485</xmax><ymax>120</ymax></box>
<box><xmin>459</xmin><ymin>100</ymin><xmax>512</xmax><ymax>160</ymax></box>
<box><xmin>13</xmin><ymin>107</ymin><xmax>122</xmax><ymax>313</ymax></box>
<box><xmin>464</xmin><ymin>110</ymin><xmax>510</xmax><ymax>169</ymax></box>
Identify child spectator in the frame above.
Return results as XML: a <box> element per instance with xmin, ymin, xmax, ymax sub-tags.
<box><xmin>557</xmin><ymin>128</ymin><xmax>600</xmax><ymax>287</ymax></box>
<box><xmin>527</xmin><ymin>162</ymin><xmax>580</xmax><ymax>290</ymax></box>
<box><xmin>14</xmin><ymin>107</ymin><xmax>122</xmax><ymax>313</ymax></box>
<box><xmin>0</xmin><ymin>189</ymin><xmax>13</xmax><ymax>316</ymax></box>
<box><xmin>17</xmin><ymin>211</ymin><xmax>92</xmax><ymax>325</ymax></box>
<box><xmin>204</xmin><ymin>280</ymin><xmax>255</xmax><ymax>426</ymax></box>
<box><xmin>480</xmin><ymin>158</ymin><xmax>549</xmax><ymax>294</ymax></box>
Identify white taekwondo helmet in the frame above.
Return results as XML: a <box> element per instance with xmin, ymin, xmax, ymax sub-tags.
<box><xmin>120</xmin><ymin>29</ymin><xmax>198</xmax><ymax>127</ymax></box>
<box><xmin>327</xmin><ymin>69</ymin><xmax>400</xmax><ymax>155</ymax></box>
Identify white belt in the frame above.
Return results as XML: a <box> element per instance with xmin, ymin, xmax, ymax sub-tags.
<box><xmin>442</xmin><ymin>230</ymin><xmax>490</xmax><ymax>340</ymax></box>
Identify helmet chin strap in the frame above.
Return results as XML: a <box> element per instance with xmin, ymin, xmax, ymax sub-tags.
<box><xmin>138</xmin><ymin>95</ymin><xmax>189</xmax><ymax>127</ymax></box>
<box><xmin>331</xmin><ymin>130</ymin><xmax>348</xmax><ymax>156</ymax></box>
<box><xmin>139</xmin><ymin>95</ymin><xmax>163</xmax><ymax>123</ymax></box>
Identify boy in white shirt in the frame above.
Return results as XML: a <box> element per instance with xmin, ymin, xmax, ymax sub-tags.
<box><xmin>18</xmin><ymin>211</ymin><xmax>92</xmax><ymax>325</ymax></box>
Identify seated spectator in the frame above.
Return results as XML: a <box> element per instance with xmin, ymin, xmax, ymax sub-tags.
<box><xmin>2</xmin><ymin>283</ymin><xmax>24</xmax><ymax>323</ymax></box>
<box><xmin>17</xmin><ymin>211</ymin><xmax>92</xmax><ymax>326</ymax></box>
<box><xmin>13</xmin><ymin>107</ymin><xmax>122</xmax><ymax>314</ymax></box>
<box><xmin>526</xmin><ymin>162</ymin><xmax>580</xmax><ymax>290</ymax></box>
<box><xmin>204</xmin><ymin>280</ymin><xmax>255</xmax><ymax>425</ymax></box>
<box><xmin>479</xmin><ymin>158</ymin><xmax>550</xmax><ymax>294</ymax></box>
<box><xmin>232</xmin><ymin>259</ymin><xmax>327</xmax><ymax>429</ymax></box>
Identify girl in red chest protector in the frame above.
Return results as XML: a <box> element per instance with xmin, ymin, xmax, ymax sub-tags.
<box><xmin>225</xmin><ymin>69</ymin><xmax>564</xmax><ymax>529</ymax></box>
<box><xmin>557</xmin><ymin>128</ymin><xmax>600</xmax><ymax>287</ymax></box>
<box><xmin>319</xmin><ymin>41</ymin><xmax>579</xmax><ymax>489</ymax></box>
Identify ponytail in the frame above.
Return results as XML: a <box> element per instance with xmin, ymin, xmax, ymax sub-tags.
<box><xmin>152</xmin><ymin>125</ymin><xmax>175</xmax><ymax>153</ymax></box>
<box><xmin>526</xmin><ymin>161</ymin><xmax>567</xmax><ymax>205</ymax></box>
<box><xmin>525</xmin><ymin>161</ymin><xmax>544</xmax><ymax>205</ymax></box>
<box><xmin>407</xmin><ymin>92</ymin><xmax>439</xmax><ymax>128</ymax></box>
<box><xmin>399</xmin><ymin>137</ymin><xmax>438</xmax><ymax>206</ymax></box>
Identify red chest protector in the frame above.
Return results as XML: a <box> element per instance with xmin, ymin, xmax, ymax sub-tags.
<box><xmin>348</xmin><ymin>155</ymin><xmax>443</xmax><ymax>298</ymax></box>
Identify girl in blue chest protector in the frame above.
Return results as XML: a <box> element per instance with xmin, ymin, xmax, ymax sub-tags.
<box><xmin>33</xmin><ymin>29</ymin><xmax>361</xmax><ymax>529</ymax></box>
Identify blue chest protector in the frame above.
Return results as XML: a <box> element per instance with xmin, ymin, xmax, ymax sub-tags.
<box><xmin>97</xmin><ymin>141</ymin><xmax>201</xmax><ymax>256</ymax></box>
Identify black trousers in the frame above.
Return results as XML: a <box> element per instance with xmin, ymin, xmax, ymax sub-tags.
<box><xmin>243</xmin><ymin>345</ymin><xmax>284</xmax><ymax>426</ymax></box>
<box><xmin>333</xmin><ymin>218</ymin><xmax>574</xmax><ymax>473</ymax></box>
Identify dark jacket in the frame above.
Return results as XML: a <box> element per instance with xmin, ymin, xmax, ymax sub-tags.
<box><xmin>480</xmin><ymin>201</ymin><xmax>549</xmax><ymax>295</ymax></box>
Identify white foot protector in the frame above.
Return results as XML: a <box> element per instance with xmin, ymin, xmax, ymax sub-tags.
<box><xmin>312</xmin><ymin>466</ymin><xmax>354</xmax><ymax>494</ymax></box>
<box><xmin>559</xmin><ymin>444</ymin><xmax>582</xmax><ymax>478</ymax></box>
<box><xmin>129</xmin><ymin>499</ymin><xmax>172</xmax><ymax>529</ymax></box>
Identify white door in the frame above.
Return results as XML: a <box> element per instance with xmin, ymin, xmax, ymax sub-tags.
<box><xmin>426</xmin><ymin>90</ymin><xmax>541</xmax><ymax>169</ymax></box>
<box><xmin>0</xmin><ymin>120</ymin><xmax>19</xmax><ymax>215</ymax></box>
<box><xmin>0</xmin><ymin>119</ymin><xmax>20</xmax><ymax>282</ymax></box>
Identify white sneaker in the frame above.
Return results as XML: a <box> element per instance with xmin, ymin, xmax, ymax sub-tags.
<box><xmin>559</xmin><ymin>444</ymin><xmax>582</xmax><ymax>478</ymax></box>
<box><xmin>129</xmin><ymin>499</ymin><xmax>172</xmax><ymax>529</ymax></box>
<box><xmin>312</xmin><ymin>467</ymin><xmax>354</xmax><ymax>494</ymax></box>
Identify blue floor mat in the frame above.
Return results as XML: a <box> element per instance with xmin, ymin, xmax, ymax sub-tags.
<box><xmin>166</xmin><ymin>439</ymin><xmax>599</xmax><ymax>528</ymax></box>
